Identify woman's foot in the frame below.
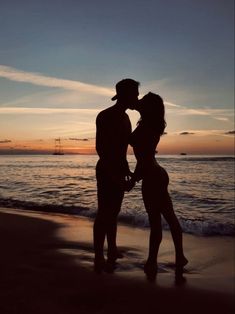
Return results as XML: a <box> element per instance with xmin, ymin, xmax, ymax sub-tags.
<box><xmin>175</xmin><ymin>255</ymin><xmax>188</xmax><ymax>268</ymax></box>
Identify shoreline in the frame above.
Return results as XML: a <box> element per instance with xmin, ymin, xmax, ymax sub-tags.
<box><xmin>0</xmin><ymin>207</ymin><xmax>234</xmax><ymax>314</ymax></box>
<box><xmin>0</xmin><ymin>202</ymin><xmax>234</xmax><ymax>237</ymax></box>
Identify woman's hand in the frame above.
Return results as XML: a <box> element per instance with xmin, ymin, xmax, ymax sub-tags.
<box><xmin>124</xmin><ymin>177</ymin><xmax>135</xmax><ymax>192</ymax></box>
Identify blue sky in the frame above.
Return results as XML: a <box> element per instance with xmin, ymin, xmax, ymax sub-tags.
<box><xmin>0</xmin><ymin>0</ymin><xmax>234</xmax><ymax>154</ymax></box>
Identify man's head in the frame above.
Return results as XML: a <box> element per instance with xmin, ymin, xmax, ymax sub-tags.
<box><xmin>112</xmin><ymin>79</ymin><xmax>139</xmax><ymax>109</ymax></box>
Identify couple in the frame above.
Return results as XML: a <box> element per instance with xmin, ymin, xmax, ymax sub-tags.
<box><xmin>93</xmin><ymin>79</ymin><xmax>188</xmax><ymax>276</ymax></box>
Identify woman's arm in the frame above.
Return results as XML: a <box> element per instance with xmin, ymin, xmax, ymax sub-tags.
<box><xmin>131</xmin><ymin>162</ymin><xmax>143</xmax><ymax>182</ymax></box>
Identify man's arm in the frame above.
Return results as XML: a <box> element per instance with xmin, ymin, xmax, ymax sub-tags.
<box><xmin>96</xmin><ymin>112</ymin><xmax>111</xmax><ymax>159</ymax></box>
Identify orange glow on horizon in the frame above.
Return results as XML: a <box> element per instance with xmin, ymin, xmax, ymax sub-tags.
<box><xmin>0</xmin><ymin>134</ymin><xmax>234</xmax><ymax>155</ymax></box>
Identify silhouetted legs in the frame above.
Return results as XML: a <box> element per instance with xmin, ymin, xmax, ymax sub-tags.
<box><xmin>161</xmin><ymin>194</ymin><xmax>188</xmax><ymax>267</ymax></box>
<box><xmin>146</xmin><ymin>210</ymin><xmax>162</xmax><ymax>264</ymax></box>
<box><xmin>142</xmin><ymin>183</ymin><xmax>161</xmax><ymax>276</ymax></box>
<box><xmin>93</xmin><ymin>213</ymin><xmax>106</xmax><ymax>260</ymax></box>
<box><xmin>142</xmin><ymin>210</ymin><xmax>162</xmax><ymax>278</ymax></box>
<box><xmin>142</xmin><ymin>174</ymin><xmax>188</xmax><ymax>274</ymax></box>
<box><xmin>93</xmin><ymin>173</ymin><xmax>124</xmax><ymax>271</ymax></box>
<box><xmin>106</xmin><ymin>213</ymin><xmax>120</xmax><ymax>260</ymax></box>
<box><xmin>93</xmin><ymin>209</ymin><xmax>121</xmax><ymax>258</ymax></box>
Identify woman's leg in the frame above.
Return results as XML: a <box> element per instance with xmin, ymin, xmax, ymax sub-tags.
<box><xmin>161</xmin><ymin>193</ymin><xmax>188</xmax><ymax>266</ymax></box>
<box><xmin>142</xmin><ymin>181</ymin><xmax>162</xmax><ymax>267</ymax></box>
<box><xmin>146</xmin><ymin>210</ymin><xmax>162</xmax><ymax>264</ymax></box>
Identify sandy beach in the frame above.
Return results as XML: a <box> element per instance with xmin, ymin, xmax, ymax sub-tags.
<box><xmin>0</xmin><ymin>207</ymin><xmax>234</xmax><ymax>314</ymax></box>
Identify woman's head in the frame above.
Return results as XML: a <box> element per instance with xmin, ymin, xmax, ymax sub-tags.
<box><xmin>137</xmin><ymin>92</ymin><xmax>166</xmax><ymax>135</ymax></box>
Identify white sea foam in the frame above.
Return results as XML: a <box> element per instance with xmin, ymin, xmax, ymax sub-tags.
<box><xmin>0</xmin><ymin>155</ymin><xmax>234</xmax><ymax>236</ymax></box>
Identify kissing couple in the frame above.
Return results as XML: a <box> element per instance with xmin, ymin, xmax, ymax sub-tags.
<box><xmin>93</xmin><ymin>79</ymin><xmax>188</xmax><ymax>277</ymax></box>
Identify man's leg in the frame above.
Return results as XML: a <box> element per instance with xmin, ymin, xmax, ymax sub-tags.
<box><xmin>106</xmin><ymin>188</ymin><xmax>124</xmax><ymax>262</ymax></box>
<box><xmin>93</xmin><ymin>211</ymin><xmax>106</xmax><ymax>261</ymax></box>
<box><xmin>93</xmin><ymin>174</ymin><xmax>108</xmax><ymax>271</ymax></box>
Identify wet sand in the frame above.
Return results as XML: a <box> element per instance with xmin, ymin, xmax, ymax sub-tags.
<box><xmin>0</xmin><ymin>207</ymin><xmax>234</xmax><ymax>314</ymax></box>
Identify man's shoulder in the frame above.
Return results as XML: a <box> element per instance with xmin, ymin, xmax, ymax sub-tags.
<box><xmin>96</xmin><ymin>105</ymin><xmax>131</xmax><ymax>128</ymax></box>
<box><xmin>96</xmin><ymin>105</ymin><xmax>117</xmax><ymax>121</ymax></box>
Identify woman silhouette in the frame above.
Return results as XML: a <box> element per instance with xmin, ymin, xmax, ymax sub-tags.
<box><xmin>129</xmin><ymin>92</ymin><xmax>188</xmax><ymax>276</ymax></box>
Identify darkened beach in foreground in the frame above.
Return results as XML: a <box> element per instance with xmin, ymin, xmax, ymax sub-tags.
<box><xmin>0</xmin><ymin>208</ymin><xmax>234</xmax><ymax>314</ymax></box>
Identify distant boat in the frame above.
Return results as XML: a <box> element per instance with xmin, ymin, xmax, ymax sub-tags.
<box><xmin>53</xmin><ymin>138</ymin><xmax>64</xmax><ymax>155</ymax></box>
<box><xmin>180</xmin><ymin>152</ymin><xmax>187</xmax><ymax>155</ymax></box>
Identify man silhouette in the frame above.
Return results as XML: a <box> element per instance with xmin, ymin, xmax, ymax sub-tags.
<box><xmin>93</xmin><ymin>79</ymin><xmax>139</xmax><ymax>272</ymax></box>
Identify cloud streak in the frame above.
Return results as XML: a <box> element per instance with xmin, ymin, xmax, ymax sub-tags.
<box><xmin>0</xmin><ymin>65</ymin><xmax>113</xmax><ymax>96</ymax></box>
<box><xmin>179</xmin><ymin>132</ymin><xmax>195</xmax><ymax>135</ymax></box>
<box><xmin>173</xmin><ymin>129</ymin><xmax>235</xmax><ymax>137</ymax></box>
<box><xmin>167</xmin><ymin>106</ymin><xmax>233</xmax><ymax>117</ymax></box>
<box><xmin>0</xmin><ymin>139</ymin><xmax>12</xmax><ymax>144</ymax></box>
<box><xmin>224</xmin><ymin>130</ymin><xmax>235</xmax><ymax>135</ymax></box>
<box><xmin>68</xmin><ymin>137</ymin><xmax>89</xmax><ymax>141</ymax></box>
<box><xmin>0</xmin><ymin>65</ymin><xmax>233</xmax><ymax>127</ymax></box>
<box><xmin>0</xmin><ymin>107</ymin><xmax>100</xmax><ymax>115</ymax></box>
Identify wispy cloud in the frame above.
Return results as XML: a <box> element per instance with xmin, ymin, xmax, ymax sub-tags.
<box><xmin>214</xmin><ymin>117</ymin><xmax>229</xmax><ymax>121</ymax></box>
<box><xmin>0</xmin><ymin>65</ymin><xmax>113</xmax><ymax>96</ymax></box>
<box><xmin>172</xmin><ymin>129</ymin><xmax>235</xmax><ymax>137</ymax></box>
<box><xmin>0</xmin><ymin>66</ymin><xmax>233</xmax><ymax>131</ymax></box>
<box><xmin>167</xmin><ymin>106</ymin><xmax>233</xmax><ymax>116</ymax></box>
<box><xmin>166</xmin><ymin>106</ymin><xmax>233</xmax><ymax>125</ymax></box>
<box><xmin>0</xmin><ymin>89</ymin><xmax>107</xmax><ymax>110</ymax></box>
<box><xmin>143</xmin><ymin>79</ymin><xmax>234</xmax><ymax>122</ymax></box>
<box><xmin>68</xmin><ymin>137</ymin><xmax>89</xmax><ymax>141</ymax></box>
<box><xmin>179</xmin><ymin>131</ymin><xmax>195</xmax><ymax>135</ymax></box>
<box><xmin>224</xmin><ymin>130</ymin><xmax>235</xmax><ymax>135</ymax></box>
<box><xmin>0</xmin><ymin>139</ymin><xmax>12</xmax><ymax>143</ymax></box>
<box><xmin>0</xmin><ymin>107</ymin><xmax>100</xmax><ymax>115</ymax></box>
<box><xmin>164</xmin><ymin>101</ymin><xmax>181</xmax><ymax>108</ymax></box>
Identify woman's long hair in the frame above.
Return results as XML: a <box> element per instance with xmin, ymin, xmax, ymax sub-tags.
<box><xmin>138</xmin><ymin>92</ymin><xmax>166</xmax><ymax>135</ymax></box>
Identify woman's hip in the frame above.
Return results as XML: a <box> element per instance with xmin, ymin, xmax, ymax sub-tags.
<box><xmin>142</xmin><ymin>166</ymin><xmax>169</xmax><ymax>188</ymax></box>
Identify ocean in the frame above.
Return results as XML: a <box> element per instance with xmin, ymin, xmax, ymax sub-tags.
<box><xmin>0</xmin><ymin>154</ymin><xmax>234</xmax><ymax>236</ymax></box>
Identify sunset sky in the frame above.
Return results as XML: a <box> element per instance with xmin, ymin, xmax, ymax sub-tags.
<box><xmin>0</xmin><ymin>0</ymin><xmax>234</xmax><ymax>155</ymax></box>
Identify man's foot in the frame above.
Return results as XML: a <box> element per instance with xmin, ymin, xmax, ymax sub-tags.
<box><xmin>104</xmin><ymin>259</ymin><xmax>116</xmax><ymax>274</ymax></box>
<box><xmin>94</xmin><ymin>257</ymin><xmax>106</xmax><ymax>273</ymax></box>
<box><xmin>144</xmin><ymin>261</ymin><xmax>158</xmax><ymax>278</ymax></box>
<box><xmin>107</xmin><ymin>250</ymin><xmax>124</xmax><ymax>262</ymax></box>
